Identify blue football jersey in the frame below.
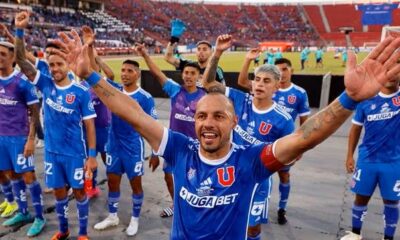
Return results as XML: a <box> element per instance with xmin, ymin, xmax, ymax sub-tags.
<box><xmin>156</xmin><ymin>129</ymin><xmax>274</xmax><ymax>239</ymax></box>
<box><xmin>273</xmin><ymin>83</ymin><xmax>310</xmax><ymax>120</ymax></box>
<box><xmin>226</xmin><ymin>87</ymin><xmax>294</xmax><ymax>145</ymax></box>
<box><xmin>33</xmin><ymin>71</ymin><xmax>96</xmax><ymax>157</ymax></box>
<box><xmin>107</xmin><ymin>82</ymin><xmax>157</xmax><ymax>158</ymax></box>
<box><xmin>352</xmin><ymin>91</ymin><xmax>400</xmax><ymax>163</ymax></box>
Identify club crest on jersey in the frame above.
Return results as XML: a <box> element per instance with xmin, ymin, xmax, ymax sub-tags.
<box><xmin>66</xmin><ymin>94</ymin><xmax>75</xmax><ymax>104</ymax></box>
<box><xmin>259</xmin><ymin>121</ymin><xmax>272</xmax><ymax>135</ymax></box>
<box><xmin>288</xmin><ymin>95</ymin><xmax>296</xmax><ymax>104</ymax></box>
<box><xmin>392</xmin><ymin>96</ymin><xmax>400</xmax><ymax>106</ymax></box>
<box><xmin>187</xmin><ymin>167</ymin><xmax>196</xmax><ymax>180</ymax></box>
<box><xmin>216</xmin><ymin>166</ymin><xmax>235</xmax><ymax>187</ymax></box>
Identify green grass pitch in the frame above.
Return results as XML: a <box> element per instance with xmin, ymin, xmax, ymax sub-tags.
<box><xmin>104</xmin><ymin>51</ymin><xmax>369</xmax><ymax>82</ymax></box>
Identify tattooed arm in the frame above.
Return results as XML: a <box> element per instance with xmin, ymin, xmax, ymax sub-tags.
<box><xmin>201</xmin><ymin>35</ymin><xmax>233</xmax><ymax>93</ymax></box>
<box><xmin>95</xmin><ymin>54</ymin><xmax>115</xmax><ymax>80</ymax></box>
<box><xmin>14</xmin><ymin>11</ymin><xmax>37</xmax><ymax>81</ymax></box>
<box><xmin>24</xmin><ymin>104</ymin><xmax>39</xmax><ymax>157</ymax></box>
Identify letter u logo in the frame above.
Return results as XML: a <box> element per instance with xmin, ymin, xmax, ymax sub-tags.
<box><xmin>217</xmin><ymin>166</ymin><xmax>235</xmax><ymax>187</ymax></box>
<box><xmin>392</xmin><ymin>96</ymin><xmax>400</xmax><ymax>107</ymax></box>
<box><xmin>259</xmin><ymin>122</ymin><xmax>272</xmax><ymax>135</ymax></box>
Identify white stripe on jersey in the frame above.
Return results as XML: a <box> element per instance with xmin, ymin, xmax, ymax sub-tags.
<box><xmin>274</xmin><ymin>105</ymin><xmax>292</xmax><ymax>120</ymax></box>
<box><xmin>245</xmin><ymin>183</ymin><xmax>260</xmax><ymax>239</ymax></box>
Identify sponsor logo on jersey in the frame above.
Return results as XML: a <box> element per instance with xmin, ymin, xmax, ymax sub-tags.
<box><xmin>0</xmin><ymin>98</ymin><xmax>18</xmax><ymax>106</ymax></box>
<box><xmin>46</xmin><ymin>98</ymin><xmax>74</xmax><ymax>114</ymax></box>
<box><xmin>179</xmin><ymin>186</ymin><xmax>238</xmax><ymax>208</ymax></box>
<box><xmin>381</xmin><ymin>103</ymin><xmax>390</xmax><ymax>113</ymax></box>
<box><xmin>66</xmin><ymin>94</ymin><xmax>76</xmax><ymax>104</ymax></box>
<box><xmin>288</xmin><ymin>95</ymin><xmax>296</xmax><ymax>104</ymax></box>
<box><xmin>174</xmin><ymin>113</ymin><xmax>195</xmax><ymax>122</ymax></box>
<box><xmin>392</xmin><ymin>96</ymin><xmax>400</xmax><ymax>107</ymax></box>
<box><xmin>234</xmin><ymin>125</ymin><xmax>262</xmax><ymax>145</ymax></box>
<box><xmin>276</xmin><ymin>104</ymin><xmax>294</xmax><ymax>113</ymax></box>
<box><xmin>259</xmin><ymin>121</ymin><xmax>272</xmax><ymax>135</ymax></box>
<box><xmin>197</xmin><ymin>177</ymin><xmax>214</xmax><ymax>196</ymax></box>
<box><xmin>367</xmin><ymin>109</ymin><xmax>400</xmax><ymax>121</ymax></box>
<box><xmin>217</xmin><ymin>166</ymin><xmax>235</xmax><ymax>187</ymax></box>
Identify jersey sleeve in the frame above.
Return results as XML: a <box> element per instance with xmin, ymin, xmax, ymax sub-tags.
<box><xmin>35</xmin><ymin>59</ymin><xmax>49</xmax><ymax>73</ymax></box>
<box><xmin>298</xmin><ymin>91</ymin><xmax>311</xmax><ymax>117</ymax></box>
<box><xmin>281</xmin><ymin>118</ymin><xmax>295</xmax><ymax>137</ymax></box>
<box><xmin>142</xmin><ymin>95</ymin><xmax>158</xmax><ymax>120</ymax></box>
<box><xmin>225</xmin><ymin>87</ymin><xmax>247</xmax><ymax>111</ymax></box>
<box><xmin>80</xmin><ymin>90</ymin><xmax>97</xmax><ymax>120</ymax></box>
<box><xmin>20</xmin><ymin>77</ymin><xmax>39</xmax><ymax>105</ymax></box>
<box><xmin>352</xmin><ymin>104</ymin><xmax>365</xmax><ymax>126</ymax></box>
<box><xmin>32</xmin><ymin>71</ymin><xmax>52</xmax><ymax>92</ymax></box>
<box><xmin>162</xmin><ymin>79</ymin><xmax>181</xmax><ymax>98</ymax></box>
<box><xmin>153</xmin><ymin>128</ymin><xmax>190</xmax><ymax>170</ymax></box>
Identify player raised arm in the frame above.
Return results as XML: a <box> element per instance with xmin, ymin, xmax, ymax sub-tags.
<box><xmin>134</xmin><ymin>43</ymin><xmax>169</xmax><ymax>86</ymax></box>
<box><xmin>51</xmin><ymin>31</ymin><xmax>164</xmax><ymax>152</ymax></box>
<box><xmin>237</xmin><ymin>48</ymin><xmax>261</xmax><ymax>91</ymax></box>
<box><xmin>201</xmin><ymin>34</ymin><xmax>233</xmax><ymax>93</ymax></box>
<box><xmin>14</xmin><ymin>11</ymin><xmax>37</xmax><ymax>81</ymax></box>
<box><xmin>345</xmin><ymin>124</ymin><xmax>362</xmax><ymax>173</ymax></box>
<box><xmin>273</xmin><ymin>37</ymin><xmax>400</xmax><ymax>165</ymax></box>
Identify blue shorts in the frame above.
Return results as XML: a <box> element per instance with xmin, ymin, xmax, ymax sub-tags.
<box><xmin>351</xmin><ymin>162</ymin><xmax>400</xmax><ymax>201</ymax></box>
<box><xmin>248</xmin><ymin>177</ymin><xmax>273</xmax><ymax>226</ymax></box>
<box><xmin>44</xmin><ymin>151</ymin><xmax>85</xmax><ymax>189</ymax></box>
<box><xmin>106</xmin><ymin>150</ymin><xmax>144</xmax><ymax>180</ymax></box>
<box><xmin>0</xmin><ymin>136</ymin><xmax>35</xmax><ymax>173</ymax></box>
<box><xmin>96</xmin><ymin>126</ymin><xmax>109</xmax><ymax>153</ymax></box>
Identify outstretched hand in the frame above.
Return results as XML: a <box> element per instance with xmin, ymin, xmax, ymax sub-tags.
<box><xmin>344</xmin><ymin>36</ymin><xmax>400</xmax><ymax>101</ymax></box>
<box><xmin>215</xmin><ymin>34</ymin><xmax>233</xmax><ymax>54</ymax></box>
<box><xmin>133</xmin><ymin>43</ymin><xmax>148</xmax><ymax>57</ymax></box>
<box><xmin>0</xmin><ymin>24</ymin><xmax>15</xmax><ymax>43</ymax></box>
<box><xmin>81</xmin><ymin>25</ymin><xmax>95</xmax><ymax>46</ymax></box>
<box><xmin>50</xmin><ymin>30</ymin><xmax>93</xmax><ymax>78</ymax></box>
<box><xmin>246</xmin><ymin>48</ymin><xmax>261</xmax><ymax>60</ymax></box>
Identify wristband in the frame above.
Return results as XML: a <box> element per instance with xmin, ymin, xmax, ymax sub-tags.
<box><xmin>170</xmin><ymin>36</ymin><xmax>180</xmax><ymax>44</ymax></box>
<box><xmin>338</xmin><ymin>91</ymin><xmax>359</xmax><ymax>111</ymax></box>
<box><xmin>86</xmin><ymin>72</ymin><xmax>101</xmax><ymax>86</ymax></box>
<box><xmin>15</xmin><ymin>28</ymin><xmax>24</xmax><ymax>38</ymax></box>
<box><xmin>88</xmin><ymin>148</ymin><xmax>97</xmax><ymax>158</ymax></box>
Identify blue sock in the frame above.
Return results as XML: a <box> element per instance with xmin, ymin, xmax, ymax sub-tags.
<box><xmin>279</xmin><ymin>182</ymin><xmax>290</xmax><ymax>210</ymax></box>
<box><xmin>352</xmin><ymin>204</ymin><xmax>367</xmax><ymax>233</ymax></box>
<box><xmin>76</xmin><ymin>196</ymin><xmax>89</xmax><ymax>236</ymax></box>
<box><xmin>27</xmin><ymin>181</ymin><xmax>44</xmax><ymax>220</ymax></box>
<box><xmin>55</xmin><ymin>197</ymin><xmax>69</xmax><ymax>234</ymax></box>
<box><xmin>1</xmin><ymin>182</ymin><xmax>14</xmax><ymax>202</ymax></box>
<box><xmin>108</xmin><ymin>191</ymin><xmax>120</xmax><ymax>214</ymax></box>
<box><xmin>92</xmin><ymin>169</ymin><xmax>98</xmax><ymax>188</ymax></box>
<box><xmin>247</xmin><ymin>233</ymin><xmax>261</xmax><ymax>240</ymax></box>
<box><xmin>132</xmin><ymin>193</ymin><xmax>143</xmax><ymax>218</ymax></box>
<box><xmin>383</xmin><ymin>203</ymin><xmax>399</xmax><ymax>238</ymax></box>
<box><xmin>11</xmin><ymin>179</ymin><xmax>28</xmax><ymax>215</ymax></box>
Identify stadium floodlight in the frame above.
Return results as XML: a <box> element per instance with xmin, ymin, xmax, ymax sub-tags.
<box><xmin>381</xmin><ymin>26</ymin><xmax>400</xmax><ymax>41</ymax></box>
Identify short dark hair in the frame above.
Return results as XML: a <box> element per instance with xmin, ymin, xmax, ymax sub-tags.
<box><xmin>45</xmin><ymin>42</ymin><xmax>60</xmax><ymax>50</ymax></box>
<box><xmin>196</xmin><ymin>40</ymin><xmax>212</xmax><ymax>49</ymax></box>
<box><xmin>123</xmin><ymin>59</ymin><xmax>140</xmax><ymax>68</ymax></box>
<box><xmin>183</xmin><ymin>62</ymin><xmax>201</xmax><ymax>72</ymax></box>
<box><xmin>274</xmin><ymin>58</ymin><xmax>292</xmax><ymax>67</ymax></box>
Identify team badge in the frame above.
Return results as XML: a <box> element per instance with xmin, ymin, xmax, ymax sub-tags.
<box><xmin>216</xmin><ymin>166</ymin><xmax>235</xmax><ymax>187</ymax></box>
<box><xmin>288</xmin><ymin>95</ymin><xmax>296</xmax><ymax>104</ymax></box>
<box><xmin>392</xmin><ymin>96</ymin><xmax>400</xmax><ymax>107</ymax></box>
<box><xmin>66</xmin><ymin>94</ymin><xmax>75</xmax><ymax>104</ymax></box>
<box><xmin>187</xmin><ymin>167</ymin><xmax>196</xmax><ymax>180</ymax></box>
<box><xmin>259</xmin><ymin>121</ymin><xmax>272</xmax><ymax>135</ymax></box>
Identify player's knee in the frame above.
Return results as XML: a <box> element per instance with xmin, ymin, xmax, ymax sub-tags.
<box><xmin>278</xmin><ymin>171</ymin><xmax>290</xmax><ymax>183</ymax></box>
<box><xmin>247</xmin><ymin>225</ymin><xmax>261</xmax><ymax>237</ymax></box>
<box><xmin>9</xmin><ymin>171</ymin><xmax>22</xmax><ymax>181</ymax></box>
<box><xmin>383</xmin><ymin>199</ymin><xmax>399</xmax><ymax>205</ymax></box>
<box><xmin>164</xmin><ymin>173</ymin><xmax>173</xmax><ymax>184</ymax></box>
<box><xmin>130</xmin><ymin>176</ymin><xmax>143</xmax><ymax>195</ymax></box>
<box><xmin>22</xmin><ymin>171</ymin><xmax>36</xmax><ymax>184</ymax></box>
<box><xmin>54</xmin><ymin>187</ymin><xmax>68</xmax><ymax>200</ymax></box>
<box><xmin>73</xmin><ymin>188</ymin><xmax>86</xmax><ymax>201</ymax></box>
<box><xmin>0</xmin><ymin>171</ymin><xmax>9</xmax><ymax>183</ymax></box>
<box><xmin>354</xmin><ymin>194</ymin><xmax>371</xmax><ymax>206</ymax></box>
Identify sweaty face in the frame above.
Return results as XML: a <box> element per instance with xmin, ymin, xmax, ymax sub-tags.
<box><xmin>48</xmin><ymin>54</ymin><xmax>68</xmax><ymax>83</ymax></box>
<box><xmin>0</xmin><ymin>46</ymin><xmax>14</xmax><ymax>71</ymax></box>
<box><xmin>275</xmin><ymin>63</ymin><xmax>292</xmax><ymax>85</ymax></box>
<box><xmin>196</xmin><ymin>44</ymin><xmax>212</xmax><ymax>64</ymax></box>
<box><xmin>252</xmin><ymin>71</ymin><xmax>279</xmax><ymax>100</ymax></box>
<box><xmin>194</xmin><ymin>94</ymin><xmax>237</xmax><ymax>154</ymax></box>
<box><xmin>121</xmin><ymin>63</ymin><xmax>140</xmax><ymax>87</ymax></box>
<box><xmin>182</xmin><ymin>66</ymin><xmax>199</xmax><ymax>88</ymax></box>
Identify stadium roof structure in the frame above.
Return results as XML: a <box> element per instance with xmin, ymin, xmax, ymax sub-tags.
<box><xmin>152</xmin><ymin>0</ymin><xmax>399</xmax><ymax>5</ymax></box>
